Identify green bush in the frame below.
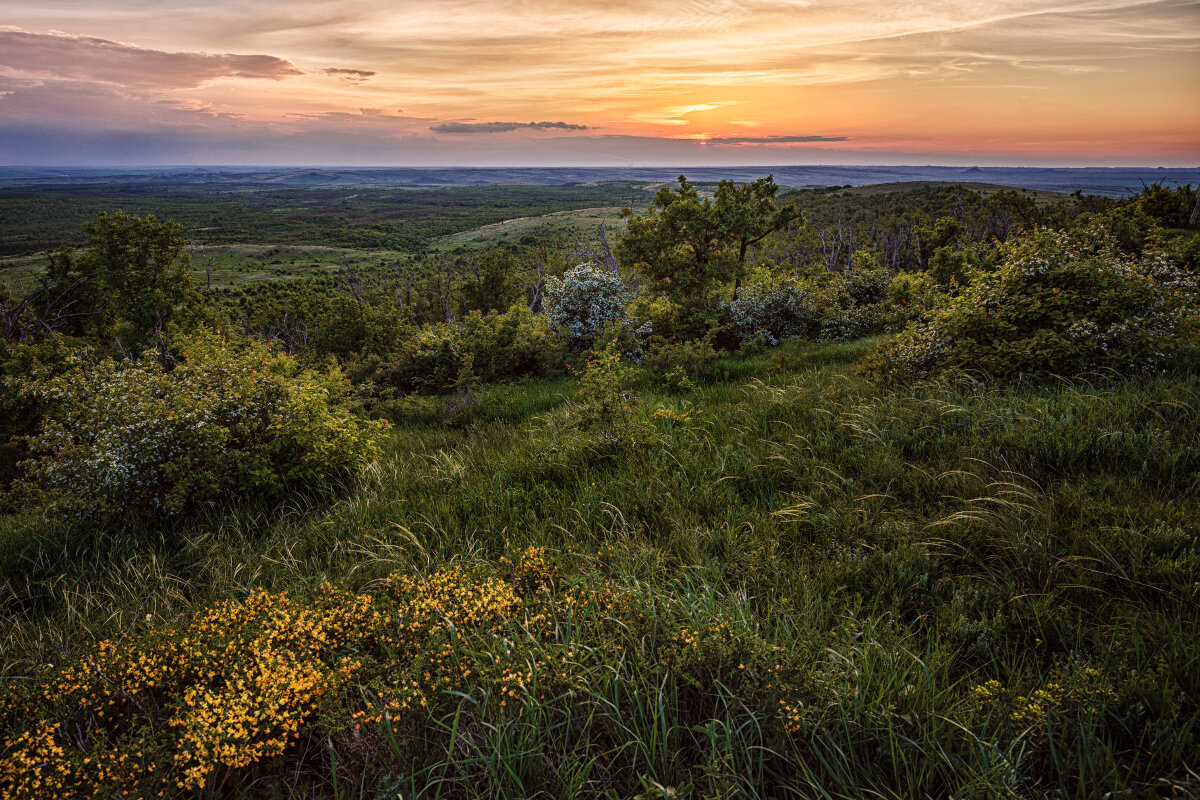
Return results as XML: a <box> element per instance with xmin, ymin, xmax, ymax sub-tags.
<box><xmin>347</xmin><ymin>304</ymin><xmax>565</xmax><ymax>397</ymax></box>
<box><xmin>17</xmin><ymin>332</ymin><xmax>384</xmax><ymax>521</ymax></box>
<box><xmin>724</xmin><ymin>267</ymin><xmax>831</xmax><ymax>345</ymax></box>
<box><xmin>863</xmin><ymin>224</ymin><xmax>1200</xmax><ymax>383</ymax></box>
<box><xmin>727</xmin><ymin>255</ymin><xmax>895</xmax><ymax>345</ymax></box>
<box><xmin>883</xmin><ymin>270</ymin><xmax>944</xmax><ymax>327</ymax></box>
<box><xmin>0</xmin><ymin>339</ymin><xmax>81</xmax><ymax>504</ymax></box>
<box><xmin>641</xmin><ymin>334</ymin><xmax>722</xmax><ymax>389</ymax></box>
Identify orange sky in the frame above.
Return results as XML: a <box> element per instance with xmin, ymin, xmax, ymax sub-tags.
<box><xmin>1</xmin><ymin>0</ymin><xmax>1197</xmax><ymax>165</ymax></box>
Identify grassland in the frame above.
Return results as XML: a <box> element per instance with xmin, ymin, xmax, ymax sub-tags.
<box><xmin>1</xmin><ymin>339</ymin><xmax>1196</xmax><ymax>798</ymax></box>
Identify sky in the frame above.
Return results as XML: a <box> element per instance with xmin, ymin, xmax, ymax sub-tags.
<box><xmin>0</xmin><ymin>0</ymin><xmax>1198</xmax><ymax>167</ymax></box>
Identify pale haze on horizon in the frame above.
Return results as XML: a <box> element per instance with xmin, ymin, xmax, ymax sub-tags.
<box><xmin>1</xmin><ymin>0</ymin><xmax>1198</xmax><ymax>167</ymax></box>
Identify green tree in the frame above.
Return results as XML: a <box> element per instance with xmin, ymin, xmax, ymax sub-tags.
<box><xmin>46</xmin><ymin>210</ymin><xmax>205</xmax><ymax>354</ymax></box>
<box><xmin>458</xmin><ymin>247</ymin><xmax>522</xmax><ymax>314</ymax></box>
<box><xmin>617</xmin><ymin>175</ymin><xmax>798</xmax><ymax>318</ymax></box>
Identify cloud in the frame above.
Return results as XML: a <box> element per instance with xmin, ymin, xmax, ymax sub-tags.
<box><xmin>0</xmin><ymin>28</ymin><xmax>302</xmax><ymax>89</ymax></box>
<box><xmin>322</xmin><ymin>68</ymin><xmax>376</xmax><ymax>83</ymax></box>
<box><xmin>430</xmin><ymin>120</ymin><xmax>589</xmax><ymax>133</ymax></box>
<box><xmin>699</xmin><ymin>134</ymin><xmax>850</xmax><ymax>145</ymax></box>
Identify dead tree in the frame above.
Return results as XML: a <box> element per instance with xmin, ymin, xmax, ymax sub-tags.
<box><xmin>572</xmin><ymin>224</ymin><xmax>621</xmax><ymax>273</ymax></box>
<box><xmin>1</xmin><ymin>278</ymin><xmax>100</xmax><ymax>344</ymax></box>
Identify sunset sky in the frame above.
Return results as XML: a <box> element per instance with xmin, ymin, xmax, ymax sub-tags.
<box><xmin>1</xmin><ymin>0</ymin><xmax>1198</xmax><ymax>166</ymax></box>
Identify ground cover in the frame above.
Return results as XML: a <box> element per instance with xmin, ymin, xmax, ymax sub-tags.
<box><xmin>1</xmin><ymin>339</ymin><xmax>1195</xmax><ymax>798</ymax></box>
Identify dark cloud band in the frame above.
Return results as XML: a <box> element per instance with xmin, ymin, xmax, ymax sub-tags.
<box><xmin>431</xmin><ymin>120</ymin><xmax>589</xmax><ymax>134</ymax></box>
<box><xmin>323</xmin><ymin>68</ymin><xmax>377</xmax><ymax>83</ymax></box>
<box><xmin>702</xmin><ymin>135</ymin><xmax>849</xmax><ymax>145</ymax></box>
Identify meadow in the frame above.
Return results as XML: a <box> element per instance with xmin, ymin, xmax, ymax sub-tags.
<box><xmin>1</xmin><ymin>338</ymin><xmax>1196</xmax><ymax>798</ymax></box>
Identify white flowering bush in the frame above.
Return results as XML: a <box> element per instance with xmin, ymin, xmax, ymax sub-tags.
<box><xmin>725</xmin><ymin>268</ymin><xmax>828</xmax><ymax>345</ymax></box>
<box><xmin>727</xmin><ymin>258</ymin><xmax>896</xmax><ymax>345</ymax></box>
<box><xmin>862</xmin><ymin>223</ymin><xmax>1200</xmax><ymax>383</ymax></box>
<box><xmin>543</xmin><ymin>265</ymin><xmax>633</xmax><ymax>344</ymax></box>
<box><xmin>18</xmin><ymin>332</ymin><xmax>385</xmax><ymax>521</ymax></box>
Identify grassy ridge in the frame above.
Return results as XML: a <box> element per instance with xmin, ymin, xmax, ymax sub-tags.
<box><xmin>1</xmin><ymin>339</ymin><xmax>1197</xmax><ymax>798</ymax></box>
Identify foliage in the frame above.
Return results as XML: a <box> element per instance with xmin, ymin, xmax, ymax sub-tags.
<box><xmin>882</xmin><ymin>269</ymin><xmax>945</xmax><ymax>328</ymax></box>
<box><xmin>863</xmin><ymin>223</ymin><xmax>1200</xmax><ymax>382</ymax></box>
<box><xmin>726</xmin><ymin>253</ymin><xmax>895</xmax><ymax>345</ymax></box>
<box><xmin>0</xmin><ymin>338</ymin><xmax>80</xmax><ymax>500</ymax></box>
<box><xmin>559</xmin><ymin>338</ymin><xmax>648</xmax><ymax>448</ymax></box>
<box><xmin>915</xmin><ymin>216</ymin><xmax>966</xmax><ymax>267</ymax></box>
<box><xmin>347</xmin><ymin>304</ymin><xmax>565</xmax><ymax>399</ymax></box>
<box><xmin>1135</xmin><ymin>181</ymin><xmax>1197</xmax><ymax>229</ymax></box>
<box><xmin>44</xmin><ymin>211</ymin><xmax>211</xmax><ymax>354</ymax></box>
<box><xmin>0</xmin><ymin>548</ymin><xmax>789</xmax><ymax>799</ymax></box>
<box><xmin>2</xmin><ymin>340</ymin><xmax>1198</xmax><ymax>798</ymax></box>
<box><xmin>724</xmin><ymin>267</ymin><xmax>829</xmax><ymax>345</ymax></box>
<box><xmin>617</xmin><ymin>175</ymin><xmax>798</xmax><ymax>315</ymax></box>
<box><xmin>542</xmin><ymin>263</ymin><xmax>633</xmax><ymax>344</ymax></box>
<box><xmin>640</xmin><ymin>334</ymin><xmax>723</xmax><ymax>390</ymax></box>
<box><xmin>15</xmin><ymin>332</ymin><xmax>383</xmax><ymax>521</ymax></box>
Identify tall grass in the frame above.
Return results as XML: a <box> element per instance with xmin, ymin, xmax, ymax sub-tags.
<box><xmin>1</xmin><ymin>339</ymin><xmax>1196</xmax><ymax>798</ymax></box>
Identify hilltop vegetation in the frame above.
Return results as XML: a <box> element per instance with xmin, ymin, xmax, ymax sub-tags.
<box><xmin>0</xmin><ymin>176</ymin><xmax>1197</xmax><ymax>798</ymax></box>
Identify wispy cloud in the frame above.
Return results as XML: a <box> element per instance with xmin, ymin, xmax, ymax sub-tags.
<box><xmin>430</xmin><ymin>121</ymin><xmax>589</xmax><ymax>133</ymax></box>
<box><xmin>0</xmin><ymin>28</ymin><xmax>302</xmax><ymax>89</ymax></box>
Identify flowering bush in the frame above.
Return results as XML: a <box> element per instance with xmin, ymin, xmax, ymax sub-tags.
<box><xmin>726</xmin><ymin>256</ymin><xmax>895</xmax><ymax>345</ymax></box>
<box><xmin>862</xmin><ymin>224</ymin><xmax>1200</xmax><ymax>383</ymax></box>
<box><xmin>543</xmin><ymin>264</ymin><xmax>633</xmax><ymax>344</ymax></box>
<box><xmin>18</xmin><ymin>332</ymin><xmax>384</xmax><ymax>520</ymax></box>
<box><xmin>0</xmin><ymin>548</ymin><xmax>777</xmax><ymax>798</ymax></box>
<box><xmin>724</xmin><ymin>268</ymin><xmax>829</xmax><ymax>345</ymax></box>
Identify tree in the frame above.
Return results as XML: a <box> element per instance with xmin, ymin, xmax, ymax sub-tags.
<box><xmin>617</xmin><ymin>175</ymin><xmax>799</xmax><ymax>315</ymax></box>
<box><xmin>46</xmin><ymin>210</ymin><xmax>205</xmax><ymax>354</ymax></box>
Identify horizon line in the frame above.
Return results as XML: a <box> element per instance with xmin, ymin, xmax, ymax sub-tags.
<box><xmin>2</xmin><ymin>163</ymin><xmax>1198</xmax><ymax>171</ymax></box>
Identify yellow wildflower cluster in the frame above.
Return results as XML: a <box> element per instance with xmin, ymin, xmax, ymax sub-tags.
<box><xmin>0</xmin><ymin>548</ymin><xmax>647</xmax><ymax>798</ymax></box>
<box><xmin>970</xmin><ymin>679</ymin><xmax>1004</xmax><ymax>703</ymax></box>
<box><xmin>658</xmin><ymin>620</ymin><xmax>735</xmax><ymax>665</ymax></box>
<box><xmin>651</xmin><ymin>408</ymin><xmax>692</xmax><ymax>425</ymax></box>
<box><xmin>1010</xmin><ymin>684</ymin><xmax>1066</xmax><ymax>725</ymax></box>
<box><xmin>779</xmin><ymin>700</ymin><xmax>806</xmax><ymax>734</ymax></box>
<box><xmin>1009</xmin><ymin>667</ymin><xmax>1118</xmax><ymax>725</ymax></box>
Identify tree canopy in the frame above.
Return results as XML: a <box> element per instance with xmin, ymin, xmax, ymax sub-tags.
<box><xmin>617</xmin><ymin>175</ymin><xmax>799</xmax><ymax>310</ymax></box>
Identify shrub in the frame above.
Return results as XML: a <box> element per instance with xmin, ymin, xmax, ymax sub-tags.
<box><xmin>724</xmin><ymin>267</ymin><xmax>828</xmax><ymax>345</ymax></box>
<box><xmin>625</xmin><ymin>294</ymin><xmax>684</xmax><ymax>342</ymax></box>
<box><xmin>17</xmin><ymin>332</ymin><xmax>384</xmax><ymax>521</ymax></box>
<box><xmin>883</xmin><ymin>270</ymin><xmax>944</xmax><ymax>328</ymax></box>
<box><xmin>862</xmin><ymin>224</ymin><xmax>1200</xmax><ymax>383</ymax></box>
<box><xmin>0</xmin><ymin>339</ymin><xmax>79</xmax><ymax>504</ymax></box>
<box><xmin>346</xmin><ymin>305</ymin><xmax>565</xmax><ymax>397</ymax></box>
<box><xmin>727</xmin><ymin>255</ymin><xmax>895</xmax><ymax>345</ymax></box>
<box><xmin>641</xmin><ymin>334</ymin><xmax>722</xmax><ymax>390</ymax></box>
<box><xmin>840</xmin><ymin>250</ymin><xmax>891</xmax><ymax>306</ymax></box>
<box><xmin>543</xmin><ymin>264</ymin><xmax>632</xmax><ymax>344</ymax></box>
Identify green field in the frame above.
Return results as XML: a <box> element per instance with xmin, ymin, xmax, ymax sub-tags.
<box><xmin>2</xmin><ymin>339</ymin><xmax>1196</xmax><ymax>798</ymax></box>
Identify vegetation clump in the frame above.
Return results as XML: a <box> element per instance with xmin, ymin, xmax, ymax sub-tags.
<box><xmin>16</xmin><ymin>332</ymin><xmax>383</xmax><ymax>520</ymax></box>
<box><xmin>864</xmin><ymin>223</ymin><xmax>1198</xmax><ymax>382</ymax></box>
<box><xmin>542</xmin><ymin>263</ymin><xmax>633</xmax><ymax>344</ymax></box>
<box><xmin>0</xmin><ymin>548</ymin><xmax>776</xmax><ymax>798</ymax></box>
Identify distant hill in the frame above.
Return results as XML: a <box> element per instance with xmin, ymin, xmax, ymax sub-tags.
<box><xmin>0</xmin><ymin>165</ymin><xmax>1195</xmax><ymax>197</ymax></box>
